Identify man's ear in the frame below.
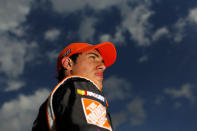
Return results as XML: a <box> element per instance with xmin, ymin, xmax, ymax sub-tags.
<box><xmin>61</xmin><ymin>57</ymin><xmax>73</xmax><ymax>71</ymax></box>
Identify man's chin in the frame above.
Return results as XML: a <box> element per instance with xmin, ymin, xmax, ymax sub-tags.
<box><xmin>95</xmin><ymin>79</ymin><xmax>103</xmax><ymax>88</ymax></box>
<box><xmin>81</xmin><ymin>76</ymin><xmax>102</xmax><ymax>87</ymax></box>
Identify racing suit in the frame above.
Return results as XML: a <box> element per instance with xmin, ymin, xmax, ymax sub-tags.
<box><xmin>32</xmin><ymin>76</ymin><xmax>113</xmax><ymax>131</ymax></box>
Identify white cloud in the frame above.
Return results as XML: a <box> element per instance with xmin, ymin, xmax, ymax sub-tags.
<box><xmin>0</xmin><ymin>35</ymin><xmax>27</xmax><ymax>78</ymax></box>
<box><xmin>112</xmin><ymin>28</ymin><xmax>126</xmax><ymax>44</ymax></box>
<box><xmin>164</xmin><ymin>83</ymin><xmax>195</xmax><ymax>103</ymax></box>
<box><xmin>0</xmin><ymin>35</ymin><xmax>39</xmax><ymax>78</ymax></box>
<box><xmin>51</xmin><ymin>0</ymin><xmax>121</xmax><ymax>13</ymax></box>
<box><xmin>4</xmin><ymin>80</ymin><xmax>25</xmax><ymax>92</ymax></box>
<box><xmin>46</xmin><ymin>50</ymin><xmax>59</xmax><ymax>62</ymax></box>
<box><xmin>111</xmin><ymin>112</ymin><xmax>127</xmax><ymax>128</ymax></box>
<box><xmin>0</xmin><ymin>0</ymin><xmax>40</xmax><ymax>92</ymax></box>
<box><xmin>0</xmin><ymin>0</ymin><xmax>32</xmax><ymax>32</ymax></box>
<box><xmin>152</xmin><ymin>27</ymin><xmax>169</xmax><ymax>41</ymax></box>
<box><xmin>50</xmin><ymin>1</ymin><xmax>197</xmax><ymax>46</ymax></box>
<box><xmin>172</xmin><ymin>8</ymin><xmax>197</xmax><ymax>43</ymax></box>
<box><xmin>44</xmin><ymin>28</ymin><xmax>61</xmax><ymax>41</ymax></box>
<box><xmin>0</xmin><ymin>34</ymin><xmax>39</xmax><ymax>92</ymax></box>
<box><xmin>173</xmin><ymin>18</ymin><xmax>186</xmax><ymax>43</ymax></box>
<box><xmin>24</xmin><ymin>41</ymin><xmax>39</xmax><ymax>63</ymax></box>
<box><xmin>0</xmin><ymin>0</ymin><xmax>38</xmax><ymax>82</ymax></box>
<box><xmin>111</xmin><ymin>97</ymin><xmax>146</xmax><ymax>128</ymax></box>
<box><xmin>99</xmin><ymin>27</ymin><xmax>126</xmax><ymax>46</ymax></box>
<box><xmin>174</xmin><ymin>102</ymin><xmax>182</xmax><ymax>109</ymax></box>
<box><xmin>155</xmin><ymin>95</ymin><xmax>165</xmax><ymax>105</ymax></box>
<box><xmin>103</xmin><ymin>76</ymin><xmax>132</xmax><ymax>101</ymax></box>
<box><xmin>120</xmin><ymin>1</ymin><xmax>154</xmax><ymax>46</ymax></box>
<box><xmin>11</xmin><ymin>26</ymin><xmax>25</xmax><ymax>37</ymax></box>
<box><xmin>103</xmin><ymin>76</ymin><xmax>146</xmax><ymax>127</ymax></box>
<box><xmin>0</xmin><ymin>88</ymin><xmax>50</xmax><ymax>131</ymax></box>
<box><xmin>51</xmin><ymin>0</ymin><xmax>154</xmax><ymax>46</ymax></box>
<box><xmin>188</xmin><ymin>8</ymin><xmax>197</xmax><ymax>23</ymax></box>
<box><xmin>138</xmin><ymin>55</ymin><xmax>149</xmax><ymax>63</ymax></box>
<box><xmin>100</xmin><ymin>0</ymin><xmax>154</xmax><ymax>46</ymax></box>
<box><xmin>100</xmin><ymin>34</ymin><xmax>111</xmax><ymax>42</ymax></box>
<box><xmin>78</xmin><ymin>17</ymin><xmax>97</xmax><ymax>42</ymax></box>
<box><xmin>127</xmin><ymin>97</ymin><xmax>146</xmax><ymax>126</ymax></box>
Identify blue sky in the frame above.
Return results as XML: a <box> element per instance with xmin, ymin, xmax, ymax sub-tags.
<box><xmin>0</xmin><ymin>0</ymin><xmax>197</xmax><ymax>131</ymax></box>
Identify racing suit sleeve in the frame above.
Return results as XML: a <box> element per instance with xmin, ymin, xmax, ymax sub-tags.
<box><xmin>51</xmin><ymin>77</ymin><xmax>113</xmax><ymax>131</ymax></box>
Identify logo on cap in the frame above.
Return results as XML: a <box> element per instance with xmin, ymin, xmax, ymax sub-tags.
<box><xmin>62</xmin><ymin>49</ymin><xmax>71</xmax><ymax>57</ymax></box>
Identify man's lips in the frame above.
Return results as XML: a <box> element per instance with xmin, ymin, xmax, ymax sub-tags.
<box><xmin>95</xmin><ymin>72</ymin><xmax>103</xmax><ymax>78</ymax></box>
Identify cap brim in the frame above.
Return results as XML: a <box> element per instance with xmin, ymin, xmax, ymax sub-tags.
<box><xmin>75</xmin><ymin>42</ymin><xmax>117</xmax><ymax>67</ymax></box>
<box><xmin>95</xmin><ymin>42</ymin><xmax>117</xmax><ymax>67</ymax></box>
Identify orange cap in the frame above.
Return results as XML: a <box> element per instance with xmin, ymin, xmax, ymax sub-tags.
<box><xmin>57</xmin><ymin>42</ymin><xmax>117</xmax><ymax>74</ymax></box>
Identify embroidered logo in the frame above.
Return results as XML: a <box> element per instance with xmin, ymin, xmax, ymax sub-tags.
<box><xmin>77</xmin><ymin>89</ymin><xmax>105</xmax><ymax>102</ymax></box>
<box><xmin>81</xmin><ymin>98</ymin><xmax>112</xmax><ymax>131</ymax></box>
<box><xmin>62</xmin><ymin>49</ymin><xmax>71</xmax><ymax>57</ymax></box>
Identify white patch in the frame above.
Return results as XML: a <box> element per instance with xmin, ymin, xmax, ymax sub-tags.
<box><xmin>87</xmin><ymin>91</ymin><xmax>105</xmax><ymax>102</ymax></box>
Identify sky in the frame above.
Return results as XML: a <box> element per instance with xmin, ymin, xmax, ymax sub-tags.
<box><xmin>0</xmin><ymin>0</ymin><xmax>197</xmax><ymax>130</ymax></box>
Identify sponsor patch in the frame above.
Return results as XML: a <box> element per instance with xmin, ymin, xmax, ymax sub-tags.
<box><xmin>81</xmin><ymin>98</ymin><xmax>112</xmax><ymax>131</ymax></box>
<box><xmin>77</xmin><ymin>89</ymin><xmax>105</xmax><ymax>102</ymax></box>
<box><xmin>62</xmin><ymin>49</ymin><xmax>71</xmax><ymax>57</ymax></box>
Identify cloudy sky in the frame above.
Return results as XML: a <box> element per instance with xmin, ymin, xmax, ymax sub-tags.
<box><xmin>1</xmin><ymin>0</ymin><xmax>197</xmax><ymax>131</ymax></box>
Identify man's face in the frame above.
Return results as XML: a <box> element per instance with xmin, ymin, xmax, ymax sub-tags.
<box><xmin>71</xmin><ymin>49</ymin><xmax>106</xmax><ymax>88</ymax></box>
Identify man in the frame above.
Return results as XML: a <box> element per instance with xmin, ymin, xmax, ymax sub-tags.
<box><xmin>32</xmin><ymin>42</ymin><xmax>117</xmax><ymax>131</ymax></box>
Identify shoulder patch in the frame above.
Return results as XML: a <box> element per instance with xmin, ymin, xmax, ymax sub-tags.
<box><xmin>77</xmin><ymin>89</ymin><xmax>105</xmax><ymax>102</ymax></box>
<box><xmin>81</xmin><ymin>98</ymin><xmax>112</xmax><ymax>131</ymax></box>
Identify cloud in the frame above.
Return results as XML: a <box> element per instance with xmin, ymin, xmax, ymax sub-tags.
<box><xmin>152</xmin><ymin>27</ymin><xmax>169</xmax><ymax>41</ymax></box>
<box><xmin>46</xmin><ymin>50</ymin><xmax>59</xmax><ymax>63</ymax></box>
<box><xmin>138</xmin><ymin>55</ymin><xmax>149</xmax><ymax>63</ymax></box>
<box><xmin>188</xmin><ymin>8</ymin><xmax>197</xmax><ymax>23</ymax></box>
<box><xmin>164</xmin><ymin>83</ymin><xmax>195</xmax><ymax>103</ymax></box>
<box><xmin>0</xmin><ymin>0</ymin><xmax>32</xmax><ymax>32</ymax></box>
<box><xmin>11</xmin><ymin>26</ymin><xmax>26</xmax><ymax>37</ymax></box>
<box><xmin>174</xmin><ymin>102</ymin><xmax>182</xmax><ymax>109</ymax></box>
<box><xmin>0</xmin><ymin>35</ymin><xmax>27</xmax><ymax>78</ymax></box>
<box><xmin>111</xmin><ymin>97</ymin><xmax>146</xmax><ymax>129</ymax></box>
<box><xmin>127</xmin><ymin>97</ymin><xmax>146</xmax><ymax>126</ymax></box>
<box><xmin>155</xmin><ymin>95</ymin><xmax>165</xmax><ymax>105</ymax></box>
<box><xmin>50</xmin><ymin>1</ymin><xmax>197</xmax><ymax>46</ymax></box>
<box><xmin>4</xmin><ymin>80</ymin><xmax>25</xmax><ymax>92</ymax></box>
<box><xmin>103</xmin><ymin>76</ymin><xmax>132</xmax><ymax>101</ymax></box>
<box><xmin>78</xmin><ymin>17</ymin><xmax>97</xmax><ymax>42</ymax></box>
<box><xmin>24</xmin><ymin>41</ymin><xmax>39</xmax><ymax>63</ymax></box>
<box><xmin>51</xmin><ymin>0</ymin><xmax>121</xmax><ymax>13</ymax></box>
<box><xmin>0</xmin><ymin>0</ymin><xmax>40</xmax><ymax>92</ymax></box>
<box><xmin>44</xmin><ymin>28</ymin><xmax>61</xmax><ymax>41</ymax></box>
<box><xmin>0</xmin><ymin>88</ymin><xmax>50</xmax><ymax>131</ymax></box>
<box><xmin>99</xmin><ymin>27</ymin><xmax>126</xmax><ymax>46</ymax></box>
<box><xmin>0</xmin><ymin>35</ymin><xmax>39</xmax><ymax>78</ymax></box>
<box><xmin>0</xmin><ymin>34</ymin><xmax>39</xmax><ymax>92</ymax></box>
<box><xmin>119</xmin><ymin>1</ymin><xmax>154</xmax><ymax>46</ymax></box>
<box><xmin>51</xmin><ymin>0</ymin><xmax>154</xmax><ymax>46</ymax></box>
<box><xmin>99</xmin><ymin>34</ymin><xmax>111</xmax><ymax>42</ymax></box>
<box><xmin>111</xmin><ymin>112</ymin><xmax>127</xmax><ymax>128</ymax></box>
<box><xmin>103</xmin><ymin>76</ymin><xmax>146</xmax><ymax>127</ymax></box>
<box><xmin>0</xmin><ymin>0</ymin><xmax>38</xmax><ymax>80</ymax></box>
<box><xmin>173</xmin><ymin>18</ymin><xmax>186</xmax><ymax>43</ymax></box>
<box><xmin>172</xmin><ymin>8</ymin><xmax>197</xmax><ymax>43</ymax></box>
<box><xmin>99</xmin><ymin>1</ymin><xmax>154</xmax><ymax>46</ymax></box>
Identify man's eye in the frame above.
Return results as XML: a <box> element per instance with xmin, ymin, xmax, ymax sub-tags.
<box><xmin>89</xmin><ymin>56</ymin><xmax>96</xmax><ymax>60</ymax></box>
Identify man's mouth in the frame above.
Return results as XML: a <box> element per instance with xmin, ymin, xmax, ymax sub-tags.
<box><xmin>95</xmin><ymin>72</ymin><xmax>103</xmax><ymax>78</ymax></box>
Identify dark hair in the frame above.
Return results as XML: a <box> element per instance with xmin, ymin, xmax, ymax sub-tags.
<box><xmin>56</xmin><ymin>53</ymin><xmax>81</xmax><ymax>81</ymax></box>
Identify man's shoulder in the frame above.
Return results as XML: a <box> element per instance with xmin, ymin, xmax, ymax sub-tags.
<box><xmin>60</xmin><ymin>76</ymin><xmax>99</xmax><ymax>90</ymax></box>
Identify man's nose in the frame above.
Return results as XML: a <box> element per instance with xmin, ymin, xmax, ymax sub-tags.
<box><xmin>96</xmin><ymin>61</ymin><xmax>106</xmax><ymax>71</ymax></box>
